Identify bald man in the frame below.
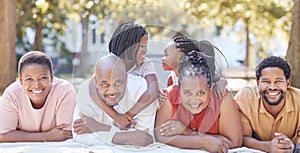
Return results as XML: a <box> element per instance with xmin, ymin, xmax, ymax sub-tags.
<box><xmin>73</xmin><ymin>54</ymin><xmax>158</xmax><ymax>146</ymax></box>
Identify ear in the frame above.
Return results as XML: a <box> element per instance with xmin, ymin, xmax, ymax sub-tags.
<box><xmin>50</xmin><ymin>74</ymin><xmax>54</xmax><ymax>82</ymax></box>
<box><xmin>19</xmin><ymin>76</ymin><xmax>23</xmax><ymax>85</ymax></box>
<box><xmin>256</xmin><ymin>79</ymin><xmax>259</xmax><ymax>86</ymax></box>
<box><xmin>93</xmin><ymin>75</ymin><xmax>98</xmax><ymax>86</ymax></box>
<box><xmin>177</xmin><ymin>52</ymin><xmax>184</xmax><ymax>62</ymax></box>
<box><xmin>287</xmin><ymin>78</ymin><xmax>291</xmax><ymax>87</ymax></box>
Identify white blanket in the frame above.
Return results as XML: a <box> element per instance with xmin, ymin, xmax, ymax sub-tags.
<box><xmin>0</xmin><ymin>140</ymin><xmax>265</xmax><ymax>153</ymax></box>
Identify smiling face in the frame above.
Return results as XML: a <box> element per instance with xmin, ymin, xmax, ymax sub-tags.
<box><xmin>135</xmin><ymin>34</ymin><xmax>148</xmax><ymax>65</ymax></box>
<box><xmin>161</xmin><ymin>43</ymin><xmax>183</xmax><ymax>72</ymax></box>
<box><xmin>20</xmin><ymin>64</ymin><xmax>53</xmax><ymax>108</ymax></box>
<box><xmin>258</xmin><ymin>67</ymin><xmax>289</xmax><ymax>106</ymax></box>
<box><xmin>180</xmin><ymin>75</ymin><xmax>210</xmax><ymax>114</ymax></box>
<box><xmin>94</xmin><ymin>60</ymin><xmax>127</xmax><ymax>107</ymax></box>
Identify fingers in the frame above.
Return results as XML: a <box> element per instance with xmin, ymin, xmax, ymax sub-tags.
<box><xmin>160</xmin><ymin>122</ymin><xmax>177</xmax><ymax>136</ymax></box>
<box><xmin>214</xmin><ymin>89</ymin><xmax>227</xmax><ymax>98</ymax></box>
<box><xmin>158</xmin><ymin>88</ymin><xmax>167</xmax><ymax>105</ymax></box>
<box><xmin>56</xmin><ymin>123</ymin><xmax>69</xmax><ymax>129</ymax></box>
<box><xmin>123</xmin><ymin>114</ymin><xmax>135</xmax><ymax>125</ymax></box>
<box><xmin>218</xmin><ymin>145</ymin><xmax>228</xmax><ymax>153</ymax></box>
<box><xmin>277</xmin><ymin>143</ymin><xmax>293</xmax><ymax>150</ymax></box>
<box><xmin>79</xmin><ymin>113</ymin><xmax>86</xmax><ymax>118</ymax></box>
<box><xmin>64</xmin><ymin>130</ymin><xmax>73</xmax><ymax>139</ymax></box>
<box><xmin>74</xmin><ymin>119</ymin><xmax>83</xmax><ymax>125</ymax></box>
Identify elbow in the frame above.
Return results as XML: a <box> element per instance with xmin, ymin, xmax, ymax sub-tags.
<box><xmin>151</xmin><ymin>83</ymin><xmax>160</xmax><ymax>98</ymax></box>
<box><xmin>154</xmin><ymin>129</ymin><xmax>165</xmax><ymax>144</ymax></box>
<box><xmin>0</xmin><ymin>132</ymin><xmax>9</xmax><ymax>142</ymax></box>
<box><xmin>0</xmin><ymin>133</ymin><xmax>4</xmax><ymax>141</ymax></box>
<box><xmin>230</xmin><ymin>135</ymin><xmax>243</xmax><ymax>148</ymax></box>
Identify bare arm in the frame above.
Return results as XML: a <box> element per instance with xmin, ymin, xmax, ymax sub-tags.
<box><xmin>0</xmin><ymin>124</ymin><xmax>72</xmax><ymax>142</ymax></box>
<box><xmin>126</xmin><ymin>74</ymin><xmax>159</xmax><ymax>117</ymax></box>
<box><xmin>154</xmin><ymin>99</ymin><xmax>229</xmax><ymax>152</ymax></box>
<box><xmin>218</xmin><ymin>92</ymin><xmax>243</xmax><ymax>148</ymax></box>
<box><xmin>154</xmin><ymin>99</ymin><xmax>204</xmax><ymax>148</ymax></box>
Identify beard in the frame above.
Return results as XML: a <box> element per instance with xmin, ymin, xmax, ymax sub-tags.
<box><xmin>262</xmin><ymin>89</ymin><xmax>286</xmax><ymax>106</ymax></box>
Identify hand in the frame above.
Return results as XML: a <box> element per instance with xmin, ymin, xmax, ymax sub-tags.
<box><xmin>113</xmin><ymin>113</ymin><xmax>135</xmax><ymax>130</ymax></box>
<box><xmin>44</xmin><ymin>124</ymin><xmax>72</xmax><ymax>142</ymax></box>
<box><xmin>202</xmin><ymin>134</ymin><xmax>230</xmax><ymax>153</ymax></box>
<box><xmin>73</xmin><ymin>116</ymin><xmax>101</xmax><ymax>134</ymax></box>
<box><xmin>160</xmin><ymin>120</ymin><xmax>188</xmax><ymax>136</ymax></box>
<box><xmin>213</xmin><ymin>79</ymin><xmax>227</xmax><ymax>98</ymax></box>
<box><xmin>158</xmin><ymin>88</ymin><xmax>167</xmax><ymax>107</ymax></box>
<box><xmin>125</xmin><ymin>129</ymin><xmax>154</xmax><ymax>146</ymax></box>
<box><xmin>268</xmin><ymin>132</ymin><xmax>294</xmax><ymax>153</ymax></box>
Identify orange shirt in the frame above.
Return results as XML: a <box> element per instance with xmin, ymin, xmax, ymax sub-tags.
<box><xmin>235</xmin><ymin>86</ymin><xmax>300</xmax><ymax>144</ymax></box>
<box><xmin>167</xmin><ymin>85</ymin><xmax>223</xmax><ymax>134</ymax></box>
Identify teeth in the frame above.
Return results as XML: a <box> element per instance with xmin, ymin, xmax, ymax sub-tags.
<box><xmin>107</xmin><ymin>95</ymin><xmax>116</xmax><ymax>99</ymax></box>
<box><xmin>32</xmin><ymin>90</ymin><xmax>42</xmax><ymax>94</ymax></box>
<box><xmin>268</xmin><ymin>91</ymin><xmax>279</xmax><ymax>96</ymax></box>
<box><xmin>191</xmin><ymin>104</ymin><xmax>199</xmax><ymax>108</ymax></box>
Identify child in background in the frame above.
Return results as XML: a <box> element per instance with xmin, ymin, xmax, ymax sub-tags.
<box><xmin>159</xmin><ymin>36</ymin><xmax>228</xmax><ymax>103</ymax></box>
<box><xmin>94</xmin><ymin>22</ymin><xmax>159</xmax><ymax>130</ymax></box>
<box><xmin>155</xmin><ymin>51</ymin><xmax>242</xmax><ymax>152</ymax></box>
<box><xmin>0</xmin><ymin>51</ymin><xmax>76</xmax><ymax>142</ymax></box>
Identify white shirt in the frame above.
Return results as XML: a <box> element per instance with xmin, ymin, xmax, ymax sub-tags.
<box><xmin>73</xmin><ymin>74</ymin><xmax>158</xmax><ymax>145</ymax></box>
<box><xmin>128</xmin><ymin>57</ymin><xmax>156</xmax><ymax>77</ymax></box>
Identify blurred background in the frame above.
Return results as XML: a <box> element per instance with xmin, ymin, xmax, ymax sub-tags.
<box><xmin>1</xmin><ymin>0</ymin><xmax>300</xmax><ymax>97</ymax></box>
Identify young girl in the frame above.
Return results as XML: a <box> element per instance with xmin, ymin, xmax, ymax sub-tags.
<box><xmin>155</xmin><ymin>51</ymin><xmax>242</xmax><ymax>152</ymax></box>
<box><xmin>0</xmin><ymin>51</ymin><xmax>76</xmax><ymax>142</ymax></box>
<box><xmin>95</xmin><ymin>22</ymin><xmax>159</xmax><ymax>130</ymax></box>
<box><xmin>159</xmin><ymin>36</ymin><xmax>228</xmax><ymax>103</ymax></box>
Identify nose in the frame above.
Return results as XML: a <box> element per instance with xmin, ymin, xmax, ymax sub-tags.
<box><xmin>32</xmin><ymin>80</ymin><xmax>40</xmax><ymax>87</ymax></box>
<box><xmin>161</xmin><ymin>57</ymin><xmax>166</xmax><ymax>63</ymax></box>
<box><xmin>268</xmin><ymin>83</ymin><xmax>278</xmax><ymax>90</ymax></box>
<box><xmin>107</xmin><ymin>85</ymin><xmax>118</xmax><ymax>95</ymax></box>
<box><xmin>144</xmin><ymin>47</ymin><xmax>148</xmax><ymax>53</ymax></box>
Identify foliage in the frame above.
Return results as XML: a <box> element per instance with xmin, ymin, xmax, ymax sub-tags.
<box><xmin>16</xmin><ymin>0</ymin><xmax>71</xmax><ymax>61</ymax></box>
<box><xmin>183</xmin><ymin>0</ymin><xmax>293</xmax><ymax>57</ymax></box>
<box><xmin>16</xmin><ymin>0</ymin><xmax>294</xmax><ymax>64</ymax></box>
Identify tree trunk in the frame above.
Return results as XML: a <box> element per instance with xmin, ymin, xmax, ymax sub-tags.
<box><xmin>32</xmin><ymin>23</ymin><xmax>43</xmax><ymax>51</ymax></box>
<box><xmin>74</xmin><ymin>17</ymin><xmax>90</xmax><ymax>78</ymax></box>
<box><xmin>243</xmin><ymin>19</ymin><xmax>256</xmax><ymax>67</ymax></box>
<box><xmin>286</xmin><ymin>0</ymin><xmax>300</xmax><ymax>88</ymax></box>
<box><xmin>0</xmin><ymin>0</ymin><xmax>16</xmax><ymax>93</ymax></box>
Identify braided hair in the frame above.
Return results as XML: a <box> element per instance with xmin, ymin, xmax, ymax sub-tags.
<box><xmin>109</xmin><ymin>22</ymin><xmax>147</xmax><ymax>61</ymax></box>
<box><xmin>179</xmin><ymin>51</ymin><xmax>212</xmax><ymax>87</ymax></box>
<box><xmin>173</xmin><ymin>36</ymin><xmax>216</xmax><ymax>78</ymax></box>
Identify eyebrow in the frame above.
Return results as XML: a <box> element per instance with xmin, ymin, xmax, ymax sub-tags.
<box><xmin>23</xmin><ymin>73</ymin><xmax>48</xmax><ymax>77</ymax></box>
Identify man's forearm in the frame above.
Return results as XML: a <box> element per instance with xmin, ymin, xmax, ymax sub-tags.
<box><xmin>243</xmin><ymin>136</ymin><xmax>270</xmax><ymax>152</ymax></box>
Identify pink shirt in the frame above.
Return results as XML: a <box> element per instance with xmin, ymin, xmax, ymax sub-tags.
<box><xmin>0</xmin><ymin>77</ymin><xmax>76</xmax><ymax>133</ymax></box>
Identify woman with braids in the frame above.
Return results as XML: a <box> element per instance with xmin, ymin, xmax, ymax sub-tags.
<box><xmin>155</xmin><ymin>51</ymin><xmax>242</xmax><ymax>152</ymax></box>
<box><xmin>90</xmin><ymin>22</ymin><xmax>159</xmax><ymax>130</ymax></box>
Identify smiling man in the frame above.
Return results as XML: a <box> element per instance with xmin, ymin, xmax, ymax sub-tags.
<box><xmin>73</xmin><ymin>54</ymin><xmax>157</xmax><ymax>147</ymax></box>
<box><xmin>235</xmin><ymin>56</ymin><xmax>300</xmax><ymax>153</ymax></box>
